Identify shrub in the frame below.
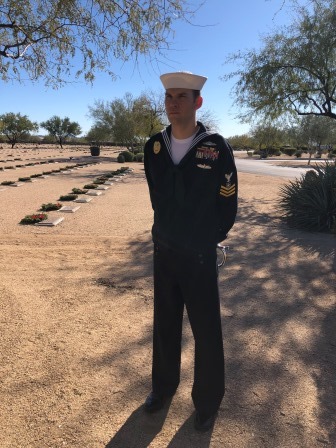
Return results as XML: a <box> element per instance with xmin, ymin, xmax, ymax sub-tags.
<box><xmin>18</xmin><ymin>177</ymin><xmax>31</xmax><ymax>182</ymax></box>
<box><xmin>20</xmin><ymin>213</ymin><xmax>48</xmax><ymax>225</ymax></box>
<box><xmin>93</xmin><ymin>179</ymin><xmax>106</xmax><ymax>184</ymax></box>
<box><xmin>31</xmin><ymin>173</ymin><xmax>43</xmax><ymax>178</ymax></box>
<box><xmin>83</xmin><ymin>184</ymin><xmax>98</xmax><ymax>189</ymax></box>
<box><xmin>59</xmin><ymin>194</ymin><xmax>78</xmax><ymax>201</ymax></box>
<box><xmin>1</xmin><ymin>180</ymin><xmax>15</xmax><ymax>185</ymax></box>
<box><xmin>266</xmin><ymin>147</ymin><xmax>279</xmax><ymax>156</ymax></box>
<box><xmin>135</xmin><ymin>152</ymin><xmax>144</xmax><ymax>162</ymax></box>
<box><xmin>72</xmin><ymin>188</ymin><xmax>88</xmax><ymax>194</ymax></box>
<box><xmin>279</xmin><ymin>161</ymin><xmax>336</xmax><ymax>232</ymax></box>
<box><xmin>281</xmin><ymin>147</ymin><xmax>296</xmax><ymax>157</ymax></box>
<box><xmin>40</xmin><ymin>202</ymin><xmax>62</xmax><ymax>211</ymax></box>
<box><xmin>119</xmin><ymin>151</ymin><xmax>134</xmax><ymax>162</ymax></box>
<box><xmin>294</xmin><ymin>150</ymin><xmax>302</xmax><ymax>158</ymax></box>
<box><xmin>117</xmin><ymin>154</ymin><xmax>125</xmax><ymax>163</ymax></box>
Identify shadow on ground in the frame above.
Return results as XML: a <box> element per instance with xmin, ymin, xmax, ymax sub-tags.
<box><xmin>105</xmin><ymin>404</ymin><xmax>171</xmax><ymax>448</ymax></box>
<box><xmin>85</xmin><ymin>197</ymin><xmax>335</xmax><ymax>447</ymax></box>
<box><xmin>218</xmin><ymin>198</ymin><xmax>336</xmax><ymax>446</ymax></box>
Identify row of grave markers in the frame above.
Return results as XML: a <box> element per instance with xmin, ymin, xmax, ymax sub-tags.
<box><xmin>35</xmin><ymin>168</ymin><xmax>133</xmax><ymax>226</ymax></box>
<box><xmin>0</xmin><ymin>161</ymin><xmax>99</xmax><ymax>188</ymax></box>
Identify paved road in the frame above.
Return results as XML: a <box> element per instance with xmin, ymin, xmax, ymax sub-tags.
<box><xmin>235</xmin><ymin>157</ymin><xmax>312</xmax><ymax>178</ymax></box>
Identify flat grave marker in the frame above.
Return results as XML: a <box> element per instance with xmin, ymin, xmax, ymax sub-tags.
<box><xmin>86</xmin><ymin>190</ymin><xmax>102</xmax><ymax>196</ymax></box>
<box><xmin>35</xmin><ymin>217</ymin><xmax>64</xmax><ymax>226</ymax></box>
<box><xmin>58</xmin><ymin>206</ymin><xmax>81</xmax><ymax>213</ymax></box>
<box><xmin>74</xmin><ymin>197</ymin><xmax>93</xmax><ymax>203</ymax></box>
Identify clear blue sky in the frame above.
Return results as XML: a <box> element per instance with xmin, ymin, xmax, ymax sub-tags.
<box><xmin>0</xmin><ymin>0</ymin><xmax>295</xmax><ymax>138</ymax></box>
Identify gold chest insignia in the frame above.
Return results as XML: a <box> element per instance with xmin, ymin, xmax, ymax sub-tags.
<box><xmin>153</xmin><ymin>141</ymin><xmax>161</xmax><ymax>154</ymax></box>
<box><xmin>197</xmin><ymin>164</ymin><xmax>212</xmax><ymax>170</ymax></box>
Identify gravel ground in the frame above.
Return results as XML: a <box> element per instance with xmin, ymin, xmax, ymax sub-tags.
<box><xmin>0</xmin><ymin>145</ymin><xmax>335</xmax><ymax>448</ymax></box>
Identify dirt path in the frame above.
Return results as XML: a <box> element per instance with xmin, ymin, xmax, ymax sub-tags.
<box><xmin>0</xmin><ymin>148</ymin><xmax>335</xmax><ymax>447</ymax></box>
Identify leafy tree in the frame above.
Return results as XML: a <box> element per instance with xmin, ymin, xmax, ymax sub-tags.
<box><xmin>280</xmin><ymin>117</ymin><xmax>303</xmax><ymax>149</ymax></box>
<box><xmin>297</xmin><ymin>115</ymin><xmax>336</xmax><ymax>164</ymax></box>
<box><xmin>111</xmin><ymin>93</ymin><xmax>138</xmax><ymax>148</ymax></box>
<box><xmin>133</xmin><ymin>91</ymin><xmax>166</xmax><ymax>139</ymax></box>
<box><xmin>40</xmin><ymin>116</ymin><xmax>81</xmax><ymax>148</ymax></box>
<box><xmin>88</xmin><ymin>91</ymin><xmax>166</xmax><ymax>148</ymax></box>
<box><xmin>85</xmin><ymin>124</ymin><xmax>113</xmax><ymax>144</ymax></box>
<box><xmin>198</xmin><ymin>108</ymin><xmax>220</xmax><ymax>132</ymax></box>
<box><xmin>223</xmin><ymin>0</ymin><xmax>336</xmax><ymax>123</ymax></box>
<box><xmin>0</xmin><ymin>0</ymin><xmax>196</xmax><ymax>87</ymax></box>
<box><xmin>227</xmin><ymin>134</ymin><xmax>255</xmax><ymax>150</ymax></box>
<box><xmin>251</xmin><ymin>122</ymin><xmax>283</xmax><ymax>156</ymax></box>
<box><xmin>0</xmin><ymin>112</ymin><xmax>38</xmax><ymax>148</ymax></box>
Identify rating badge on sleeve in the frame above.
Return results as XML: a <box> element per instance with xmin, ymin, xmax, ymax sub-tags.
<box><xmin>220</xmin><ymin>172</ymin><xmax>236</xmax><ymax>197</ymax></box>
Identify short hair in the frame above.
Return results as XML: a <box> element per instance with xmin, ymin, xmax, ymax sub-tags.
<box><xmin>192</xmin><ymin>90</ymin><xmax>201</xmax><ymax>99</ymax></box>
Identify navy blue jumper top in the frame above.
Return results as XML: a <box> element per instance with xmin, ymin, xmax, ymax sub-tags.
<box><xmin>144</xmin><ymin>121</ymin><xmax>238</xmax><ymax>253</ymax></box>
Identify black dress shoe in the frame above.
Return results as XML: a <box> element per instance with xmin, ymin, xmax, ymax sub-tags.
<box><xmin>143</xmin><ymin>392</ymin><xmax>167</xmax><ymax>413</ymax></box>
<box><xmin>194</xmin><ymin>411</ymin><xmax>218</xmax><ymax>432</ymax></box>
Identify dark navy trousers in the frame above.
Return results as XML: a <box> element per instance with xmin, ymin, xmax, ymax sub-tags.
<box><xmin>152</xmin><ymin>243</ymin><xmax>225</xmax><ymax>418</ymax></box>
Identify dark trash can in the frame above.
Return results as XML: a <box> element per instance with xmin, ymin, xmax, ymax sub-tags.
<box><xmin>90</xmin><ymin>146</ymin><xmax>100</xmax><ymax>156</ymax></box>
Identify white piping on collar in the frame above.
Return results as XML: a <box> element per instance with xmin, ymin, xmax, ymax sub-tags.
<box><xmin>162</xmin><ymin>129</ymin><xmax>216</xmax><ymax>161</ymax></box>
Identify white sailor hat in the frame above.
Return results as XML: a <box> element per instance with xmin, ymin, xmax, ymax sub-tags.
<box><xmin>160</xmin><ymin>71</ymin><xmax>207</xmax><ymax>90</ymax></box>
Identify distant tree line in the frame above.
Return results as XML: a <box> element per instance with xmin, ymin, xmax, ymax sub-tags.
<box><xmin>0</xmin><ymin>113</ymin><xmax>82</xmax><ymax>148</ymax></box>
<box><xmin>228</xmin><ymin>116</ymin><xmax>336</xmax><ymax>163</ymax></box>
<box><xmin>0</xmin><ymin>89</ymin><xmax>220</xmax><ymax>149</ymax></box>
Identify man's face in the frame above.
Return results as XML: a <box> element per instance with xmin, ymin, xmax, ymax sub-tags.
<box><xmin>164</xmin><ymin>88</ymin><xmax>202</xmax><ymax>125</ymax></box>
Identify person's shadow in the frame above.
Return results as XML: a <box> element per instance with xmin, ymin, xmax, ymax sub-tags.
<box><xmin>105</xmin><ymin>401</ymin><xmax>171</xmax><ymax>448</ymax></box>
<box><xmin>105</xmin><ymin>402</ymin><xmax>212</xmax><ymax>448</ymax></box>
<box><xmin>166</xmin><ymin>414</ymin><xmax>213</xmax><ymax>447</ymax></box>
